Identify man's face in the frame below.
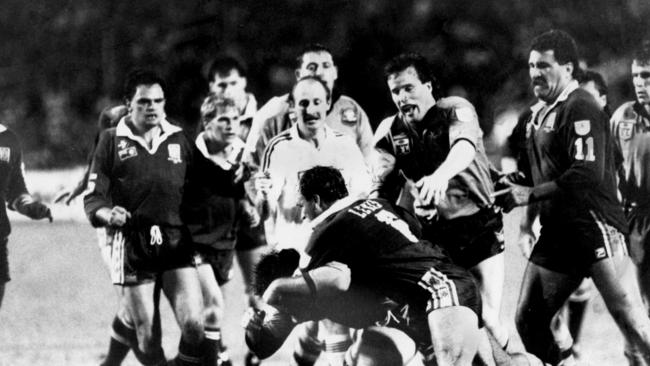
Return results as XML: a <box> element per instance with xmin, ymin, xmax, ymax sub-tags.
<box><xmin>529</xmin><ymin>50</ymin><xmax>573</xmax><ymax>103</ymax></box>
<box><xmin>127</xmin><ymin>84</ymin><xmax>165</xmax><ymax>128</ymax></box>
<box><xmin>203</xmin><ymin>106</ymin><xmax>240</xmax><ymax>144</ymax></box>
<box><xmin>209</xmin><ymin>69</ymin><xmax>247</xmax><ymax>106</ymax></box>
<box><xmin>292</xmin><ymin>80</ymin><xmax>330</xmax><ymax>136</ymax></box>
<box><xmin>300</xmin><ymin>195</ymin><xmax>322</xmax><ymax>221</ymax></box>
<box><xmin>296</xmin><ymin>51</ymin><xmax>338</xmax><ymax>92</ymax></box>
<box><xmin>632</xmin><ymin>60</ymin><xmax>650</xmax><ymax>106</ymax></box>
<box><xmin>580</xmin><ymin>80</ymin><xmax>607</xmax><ymax>109</ymax></box>
<box><xmin>387</xmin><ymin>66</ymin><xmax>436</xmax><ymax>124</ymax></box>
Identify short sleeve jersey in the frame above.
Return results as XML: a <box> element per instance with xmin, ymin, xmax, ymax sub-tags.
<box><xmin>306</xmin><ymin>197</ymin><xmax>452</xmax><ymax>308</ymax></box>
<box><xmin>0</xmin><ymin>125</ymin><xmax>29</xmax><ymax>238</ymax></box>
<box><xmin>374</xmin><ymin>96</ymin><xmax>494</xmax><ymax>219</ymax></box>
<box><xmin>84</xmin><ymin>118</ymin><xmax>193</xmax><ymax>229</ymax></box>
<box><xmin>611</xmin><ymin>101</ymin><xmax>650</xmax><ymax>210</ymax></box>
<box><xmin>260</xmin><ymin>124</ymin><xmax>371</xmax><ymax>249</ymax></box>
<box><xmin>525</xmin><ymin>81</ymin><xmax>627</xmax><ymax>231</ymax></box>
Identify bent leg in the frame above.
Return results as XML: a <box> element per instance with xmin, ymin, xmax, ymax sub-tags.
<box><xmin>197</xmin><ymin>263</ymin><xmax>229</xmax><ymax>366</ymax></box>
<box><xmin>470</xmin><ymin>252</ymin><xmax>508</xmax><ymax>348</ymax></box>
<box><xmin>591</xmin><ymin>255</ymin><xmax>650</xmax><ymax>362</ymax></box>
<box><xmin>515</xmin><ymin>261</ymin><xmax>581</xmax><ymax>363</ymax></box>
<box><xmin>163</xmin><ymin>266</ymin><xmax>205</xmax><ymax>365</ymax></box>
<box><xmin>428</xmin><ymin>306</ymin><xmax>480</xmax><ymax>366</ymax></box>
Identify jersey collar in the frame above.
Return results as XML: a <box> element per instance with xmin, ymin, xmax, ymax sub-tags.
<box><xmin>289</xmin><ymin>122</ymin><xmax>335</xmax><ymax>142</ymax></box>
<box><xmin>0</xmin><ymin>124</ymin><xmax>6</xmax><ymax>133</ymax></box>
<box><xmin>115</xmin><ymin>116</ymin><xmax>182</xmax><ymax>154</ymax></box>
<box><xmin>240</xmin><ymin>93</ymin><xmax>257</xmax><ymax>121</ymax></box>
<box><xmin>195</xmin><ymin>132</ymin><xmax>245</xmax><ymax>169</ymax></box>
<box><xmin>529</xmin><ymin>80</ymin><xmax>579</xmax><ymax>126</ymax></box>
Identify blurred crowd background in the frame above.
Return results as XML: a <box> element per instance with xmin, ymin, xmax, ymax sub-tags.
<box><xmin>1</xmin><ymin>0</ymin><xmax>649</xmax><ymax>169</ymax></box>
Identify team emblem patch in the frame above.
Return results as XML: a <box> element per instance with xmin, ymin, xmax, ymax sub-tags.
<box><xmin>393</xmin><ymin>134</ymin><xmax>411</xmax><ymax>155</ymax></box>
<box><xmin>117</xmin><ymin>140</ymin><xmax>138</xmax><ymax>161</ymax></box>
<box><xmin>0</xmin><ymin>147</ymin><xmax>10</xmax><ymax>162</ymax></box>
<box><xmin>167</xmin><ymin>144</ymin><xmax>182</xmax><ymax>164</ymax></box>
<box><xmin>340</xmin><ymin>107</ymin><xmax>358</xmax><ymax>124</ymax></box>
<box><xmin>595</xmin><ymin>247</ymin><xmax>607</xmax><ymax>259</ymax></box>
<box><xmin>618</xmin><ymin>121</ymin><xmax>634</xmax><ymax>141</ymax></box>
<box><xmin>574</xmin><ymin>120</ymin><xmax>591</xmax><ymax>136</ymax></box>
<box><xmin>543</xmin><ymin>112</ymin><xmax>556</xmax><ymax>132</ymax></box>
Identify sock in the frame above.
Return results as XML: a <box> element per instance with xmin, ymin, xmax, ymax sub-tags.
<box><xmin>136</xmin><ymin>346</ymin><xmax>166</xmax><ymax>366</ymax></box>
<box><xmin>175</xmin><ymin>336</ymin><xmax>203</xmax><ymax>366</ymax></box>
<box><xmin>203</xmin><ymin>326</ymin><xmax>230</xmax><ymax>366</ymax></box>
<box><xmin>323</xmin><ymin>334</ymin><xmax>352</xmax><ymax>366</ymax></box>
<box><xmin>100</xmin><ymin>316</ymin><xmax>132</xmax><ymax>366</ymax></box>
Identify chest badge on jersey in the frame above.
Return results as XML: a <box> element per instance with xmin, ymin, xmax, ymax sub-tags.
<box><xmin>618</xmin><ymin>121</ymin><xmax>635</xmax><ymax>141</ymax></box>
<box><xmin>543</xmin><ymin>112</ymin><xmax>557</xmax><ymax>132</ymax></box>
<box><xmin>574</xmin><ymin>120</ymin><xmax>591</xmax><ymax>136</ymax></box>
<box><xmin>167</xmin><ymin>144</ymin><xmax>182</xmax><ymax>164</ymax></box>
<box><xmin>340</xmin><ymin>107</ymin><xmax>358</xmax><ymax>125</ymax></box>
<box><xmin>0</xmin><ymin>147</ymin><xmax>10</xmax><ymax>162</ymax></box>
<box><xmin>117</xmin><ymin>140</ymin><xmax>138</xmax><ymax>161</ymax></box>
<box><xmin>393</xmin><ymin>133</ymin><xmax>411</xmax><ymax>155</ymax></box>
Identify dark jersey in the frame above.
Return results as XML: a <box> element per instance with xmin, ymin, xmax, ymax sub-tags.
<box><xmin>0</xmin><ymin>125</ymin><xmax>29</xmax><ymax>238</ymax></box>
<box><xmin>84</xmin><ymin>118</ymin><xmax>193</xmax><ymax>229</ymax></box>
<box><xmin>306</xmin><ymin>197</ymin><xmax>454</xmax><ymax>312</ymax></box>
<box><xmin>524</xmin><ymin>83</ymin><xmax>627</xmax><ymax>231</ymax></box>
<box><xmin>182</xmin><ymin>134</ymin><xmax>246</xmax><ymax>250</ymax></box>
<box><xmin>374</xmin><ymin>97</ymin><xmax>494</xmax><ymax>219</ymax></box>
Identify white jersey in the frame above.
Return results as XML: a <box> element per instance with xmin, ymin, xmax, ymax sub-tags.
<box><xmin>261</xmin><ymin>124</ymin><xmax>371</xmax><ymax>252</ymax></box>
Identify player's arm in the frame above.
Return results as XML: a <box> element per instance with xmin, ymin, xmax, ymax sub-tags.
<box><xmin>369</xmin><ymin>117</ymin><xmax>399</xmax><ymax>199</ymax></box>
<box><xmin>262</xmin><ymin>261</ymin><xmax>351</xmax><ymax>310</ymax></box>
<box><xmin>355</xmin><ymin>103</ymin><xmax>375</xmax><ymax>160</ymax></box>
<box><xmin>6</xmin><ymin>134</ymin><xmax>51</xmax><ymax>222</ymax></box>
<box><xmin>83</xmin><ymin>130</ymin><xmax>129</xmax><ymax>227</ymax></box>
<box><xmin>417</xmin><ymin>104</ymin><xmax>478</xmax><ymax>205</ymax></box>
<box><xmin>343</xmin><ymin>138</ymin><xmax>372</xmax><ymax>199</ymax></box>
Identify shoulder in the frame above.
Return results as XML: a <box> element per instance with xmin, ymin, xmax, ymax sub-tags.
<box><xmin>256</xmin><ymin>95</ymin><xmax>290</xmax><ymax>122</ymax></box>
<box><xmin>0</xmin><ymin>124</ymin><xmax>18</xmax><ymax>142</ymax></box>
<box><xmin>436</xmin><ymin>96</ymin><xmax>478</xmax><ymax>121</ymax></box>
<box><xmin>611</xmin><ymin>101</ymin><xmax>637</xmax><ymax>123</ymax></box>
<box><xmin>98</xmin><ymin>105</ymin><xmax>128</xmax><ymax>130</ymax></box>
<box><xmin>334</xmin><ymin>95</ymin><xmax>363</xmax><ymax>111</ymax></box>
<box><xmin>564</xmin><ymin>88</ymin><xmax>600</xmax><ymax>111</ymax></box>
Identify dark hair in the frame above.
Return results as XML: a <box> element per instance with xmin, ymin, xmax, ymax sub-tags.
<box><xmin>296</xmin><ymin>43</ymin><xmax>333</xmax><ymax>69</ymax></box>
<box><xmin>578</xmin><ymin>70</ymin><xmax>608</xmax><ymax>96</ymax></box>
<box><xmin>299</xmin><ymin>166</ymin><xmax>348</xmax><ymax>205</ymax></box>
<box><xmin>633</xmin><ymin>39</ymin><xmax>650</xmax><ymax>66</ymax></box>
<box><xmin>384</xmin><ymin>53</ymin><xmax>442</xmax><ymax>99</ymax></box>
<box><xmin>200</xmin><ymin>94</ymin><xmax>237</xmax><ymax>124</ymax></box>
<box><xmin>208</xmin><ymin>55</ymin><xmax>247</xmax><ymax>80</ymax></box>
<box><xmin>123</xmin><ymin>69</ymin><xmax>166</xmax><ymax>101</ymax></box>
<box><xmin>253</xmin><ymin>249</ymin><xmax>300</xmax><ymax>296</ymax></box>
<box><xmin>529</xmin><ymin>30</ymin><xmax>580</xmax><ymax>78</ymax></box>
<box><xmin>288</xmin><ymin>76</ymin><xmax>332</xmax><ymax>105</ymax></box>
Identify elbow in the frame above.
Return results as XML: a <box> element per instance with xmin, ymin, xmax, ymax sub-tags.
<box><xmin>332</xmin><ymin>264</ymin><xmax>351</xmax><ymax>291</ymax></box>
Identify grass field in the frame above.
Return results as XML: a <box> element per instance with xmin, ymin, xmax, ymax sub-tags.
<box><xmin>0</xmin><ymin>210</ymin><xmax>628</xmax><ymax>365</ymax></box>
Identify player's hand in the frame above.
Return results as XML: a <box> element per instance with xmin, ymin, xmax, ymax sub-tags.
<box><xmin>501</xmin><ymin>183</ymin><xmax>533</xmax><ymax>213</ymax></box>
<box><xmin>24</xmin><ymin>202</ymin><xmax>53</xmax><ymax>222</ymax></box>
<box><xmin>232</xmin><ymin>163</ymin><xmax>246</xmax><ymax>184</ymax></box>
<box><xmin>53</xmin><ymin>184</ymin><xmax>85</xmax><ymax>205</ymax></box>
<box><xmin>108</xmin><ymin>206</ymin><xmax>131</xmax><ymax>227</ymax></box>
<box><xmin>518</xmin><ymin>228</ymin><xmax>537</xmax><ymax>258</ymax></box>
<box><xmin>254</xmin><ymin>172</ymin><xmax>272</xmax><ymax>198</ymax></box>
<box><xmin>240</xmin><ymin>199</ymin><xmax>261</xmax><ymax>228</ymax></box>
<box><xmin>415</xmin><ymin>172</ymin><xmax>448</xmax><ymax>206</ymax></box>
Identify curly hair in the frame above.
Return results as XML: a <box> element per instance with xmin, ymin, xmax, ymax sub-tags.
<box><xmin>253</xmin><ymin>249</ymin><xmax>301</xmax><ymax>296</ymax></box>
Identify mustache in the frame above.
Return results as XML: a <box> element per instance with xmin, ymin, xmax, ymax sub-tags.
<box><xmin>302</xmin><ymin>112</ymin><xmax>320</xmax><ymax>121</ymax></box>
<box><xmin>532</xmin><ymin>78</ymin><xmax>546</xmax><ymax>87</ymax></box>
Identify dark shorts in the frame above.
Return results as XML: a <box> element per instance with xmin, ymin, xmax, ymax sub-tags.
<box><xmin>627</xmin><ymin>209</ymin><xmax>650</xmax><ymax>272</ymax></box>
<box><xmin>235</xmin><ymin>222</ymin><xmax>266</xmax><ymax>251</ymax></box>
<box><xmin>531</xmin><ymin>210</ymin><xmax>629</xmax><ymax>277</ymax></box>
<box><xmin>423</xmin><ymin>208</ymin><xmax>505</xmax><ymax>269</ymax></box>
<box><xmin>0</xmin><ymin>237</ymin><xmax>9</xmax><ymax>283</ymax></box>
<box><xmin>194</xmin><ymin>245</ymin><xmax>235</xmax><ymax>285</ymax></box>
<box><xmin>108</xmin><ymin>225</ymin><xmax>196</xmax><ymax>286</ymax></box>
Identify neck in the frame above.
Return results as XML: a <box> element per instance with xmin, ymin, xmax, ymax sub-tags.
<box><xmin>298</xmin><ymin>126</ymin><xmax>324</xmax><ymax>146</ymax></box>
<box><xmin>203</xmin><ymin>135</ymin><xmax>228</xmax><ymax>155</ymax></box>
<box><xmin>128</xmin><ymin>117</ymin><xmax>160</xmax><ymax>146</ymax></box>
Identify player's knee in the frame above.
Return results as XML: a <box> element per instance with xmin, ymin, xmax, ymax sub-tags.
<box><xmin>179</xmin><ymin>318</ymin><xmax>205</xmax><ymax>344</ymax></box>
<box><xmin>203</xmin><ymin>304</ymin><xmax>224</xmax><ymax>327</ymax></box>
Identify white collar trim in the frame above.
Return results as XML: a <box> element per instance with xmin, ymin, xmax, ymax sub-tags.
<box><xmin>115</xmin><ymin>117</ymin><xmax>182</xmax><ymax>154</ymax></box>
<box><xmin>0</xmin><ymin>124</ymin><xmax>6</xmax><ymax>133</ymax></box>
<box><xmin>195</xmin><ymin>132</ymin><xmax>245</xmax><ymax>169</ymax></box>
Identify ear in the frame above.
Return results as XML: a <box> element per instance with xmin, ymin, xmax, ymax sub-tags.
<box><xmin>295</xmin><ymin>69</ymin><xmax>301</xmax><ymax>80</ymax></box>
<box><xmin>242</xmin><ymin>77</ymin><xmax>248</xmax><ymax>89</ymax></box>
<box><xmin>565</xmin><ymin>62</ymin><xmax>574</xmax><ymax>77</ymax></box>
<box><xmin>313</xmin><ymin>194</ymin><xmax>322</xmax><ymax>210</ymax></box>
<box><xmin>332</xmin><ymin>65</ymin><xmax>339</xmax><ymax>81</ymax></box>
<box><xmin>424</xmin><ymin>81</ymin><xmax>432</xmax><ymax>92</ymax></box>
<box><xmin>125</xmin><ymin>98</ymin><xmax>132</xmax><ymax>112</ymax></box>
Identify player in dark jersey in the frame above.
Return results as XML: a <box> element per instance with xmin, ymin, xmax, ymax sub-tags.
<box><xmin>0</xmin><ymin>125</ymin><xmax>51</xmax><ymax>311</ymax></box>
<box><xmin>84</xmin><ymin>70</ymin><xmax>204</xmax><ymax>366</ymax></box>
<box><xmin>500</xmin><ymin>29</ymin><xmax>650</xmax><ymax>364</ymax></box>
<box><xmin>610</xmin><ymin>40</ymin><xmax>650</xmax><ymax>366</ymax></box>
<box><xmin>372</xmin><ymin>53</ymin><xmax>509</xmax><ymax>359</ymax></box>
<box><xmin>247</xmin><ymin>166</ymin><xmax>482</xmax><ymax>365</ymax></box>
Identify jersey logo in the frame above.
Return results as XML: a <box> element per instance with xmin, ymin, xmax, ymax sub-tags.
<box><xmin>595</xmin><ymin>247</ymin><xmax>607</xmax><ymax>259</ymax></box>
<box><xmin>618</xmin><ymin>121</ymin><xmax>634</xmax><ymax>141</ymax></box>
<box><xmin>117</xmin><ymin>140</ymin><xmax>138</xmax><ymax>161</ymax></box>
<box><xmin>340</xmin><ymin>107</ymin><xmax>358</xmax><ymax>124</ymax></box>
<box><xmin>393</xmin><ymin>133</ymin><xmax>411</xmax><ymax>155</ymax></box>
<box><xmin>574</xmin><ymin>120</ymin><xmax>591</xmax><ymax>136</ymax></box>
<box><xmin>543</xmin><ymin>112</ymin><xmax>556</xmax><ymax>132</ymax></box>
<box><xmin>167</xmin><ymin>144</ymin><xmax>182</xmax><ymax>164</ymax></box>
<box><xmin>0</xmin><ymin>147</ymin><xmax>10</xmax><ymax>162</ymax></box>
